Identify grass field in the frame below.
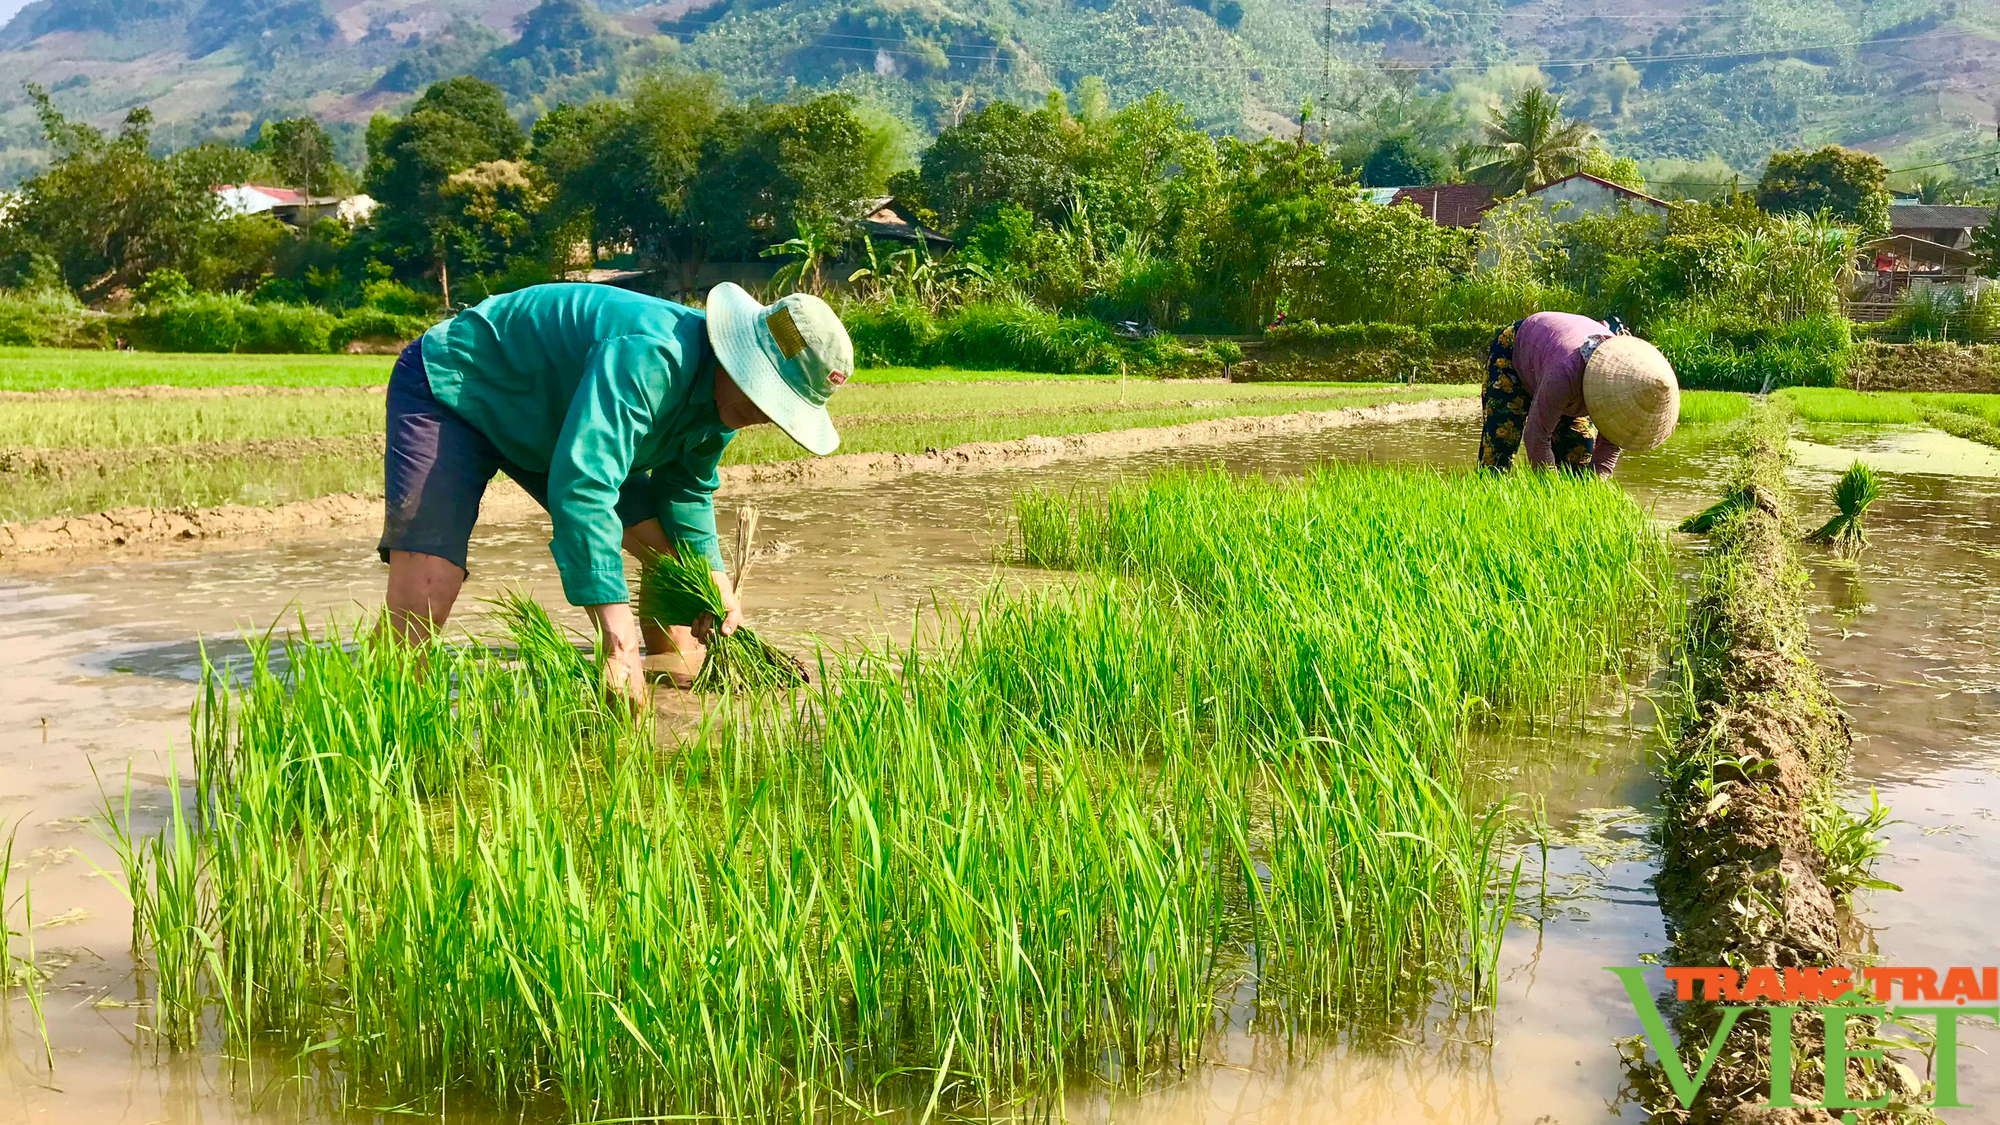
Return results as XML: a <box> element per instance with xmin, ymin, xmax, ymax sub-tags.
<box><xmin>0</xmin><ymin>348</ymin><xmax>397</xmax><ymax>392</ymax></box>
<box><xmin>1772</xmin><ymin>387</ymin><xmax>2000</xmax><ymax>425</ymax></box>
<box><xmin>0</xmin><ymin>358</ymin><xmax>1474</xmax><ymax>522</ymax></box>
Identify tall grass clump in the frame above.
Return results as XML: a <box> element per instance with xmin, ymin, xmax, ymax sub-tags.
<box><xmin>124</xmin><ymin>463</ymin><xmax>1673</xmax><ymax>1121</ymax></box>
<box><xmin>3</xmin><ymin>823</ymin><xmax>51</xmax><ymax>1063</ymax></box>
<box><xmin>1803</xmin><ymin>460</ymin><xmax>1881</xmax><ymax>556</ymax></box>
<box><xmin>931</xmin><ymin>299</ymin><xmax>1120</xmax><ymax>374</ymax></box>
<box><xmin>841</xmin><ymin>298</ymin><xmax>1120</xmax><ymax>373</ymax></box>
<box><xmin>0</xmin><ymin>287</ymin><xmax>97</xmax><ymax>347</ymax></box>
<box><xmin>1650</xmin><ymin>311</ymin><xmax>1853</xmax><ymax>392</ymax></box>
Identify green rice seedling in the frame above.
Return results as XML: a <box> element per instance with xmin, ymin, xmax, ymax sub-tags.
<box><xmin>1924</xmin><ymin>406</ymin><xmax>2000</xmax><ymax>452</ymax></box>
<box><xmin>488</xmin><ymin>589</ymin><xmax>590</xmax><ymax>679</ymax></box>
<box><xmin>123</xmin><ymin>458</ymin><xmax>1674</xmax><ymax>1122</ymax></box>
<box><xmin>1676</xmin><ymin>391</ymin><xmax>1751</xmax><ymax>426</ymax></box>
<box><xmin>640</xmin><ymin>545</ymin><xmax>806</xmax><ymax>691</ymax></box>
<box><xmin>2</xmin><ymin>822</ymin><xmax>51</xmax><ymax>1064</ymax></box>
<box><xmin>1677</xmin><ymin>488</ymin><xmax>1755</xmax><ymax>533</ymax></box>
<box><xmin>1804</xmin><ymin>460</ymin><xmax>1881</xmax><ymax>556</ymax></box>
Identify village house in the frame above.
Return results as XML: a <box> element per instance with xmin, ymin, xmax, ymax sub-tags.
<box><xmin>1887</xmin><ymin>202</ymin><xmax>1996</xmax><ymax>252</ymax></box>
<box><xmin>213</xmin><ymin>184</ymin><xmax>376</xmax><ymax>228</ymax></box>
<box><xmin>1380</xmin><ymin>174</ymin><xmax>1669</xmax><ymax>230</ymax></box>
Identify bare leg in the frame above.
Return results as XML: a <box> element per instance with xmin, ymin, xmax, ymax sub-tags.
<box><xmin>386</xmin><ymin>550</ymin><xmax>467</xmax><ymax>643</ymax></box>
<box><xmin>622</xmin><ymin>520</ymin><xmax>707</xmax><ymax>676</ymax></box>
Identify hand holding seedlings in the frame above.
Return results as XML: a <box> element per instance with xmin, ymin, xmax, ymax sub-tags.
<box><xmin>642</xmin><ymin>534</ymin><xmax>807</xmax><ymax>692</ymax></box>
<box><xmin>587</xmin><ymin>600</ymin><xmax>651</xmax><ymax>713</ymax></box>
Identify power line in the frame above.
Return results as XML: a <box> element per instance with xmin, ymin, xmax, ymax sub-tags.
<box><xmin>1640</xmin><ymin>148</ymin><xmax>2000</xmax><ymax>189</ymax></box>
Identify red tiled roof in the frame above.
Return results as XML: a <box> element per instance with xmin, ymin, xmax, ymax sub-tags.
<box><xmin>216</xmin><ymin>184</ymin><xmax>310</xmax><ymax>204</ymax></box>
<box><xmin>1389</xmin><ymin>184</ymin><xmax>1498</xmax><ymax>228</ymax></box>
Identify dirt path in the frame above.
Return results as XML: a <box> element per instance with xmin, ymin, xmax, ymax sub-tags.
<box><xmin>0</xmin><ymin>396</ymin><xmax>1475</xmax><ymax>561</ymax></box>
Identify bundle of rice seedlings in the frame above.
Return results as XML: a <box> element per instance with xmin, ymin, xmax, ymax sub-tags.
<box><xmin>1804</xmin><ymin>461</ymin><xmax>1881</xmax><ymax>556</ymax></box>
<box><xmin>1676</xmin><ymin>485</ymin><xmax>1778</xmax><ymax>533</ymax></box>
<box><xmin>490</xmin><ymin>590</ymin><xmax>590</xmax><ymax>678</ymax></box>
<box><xmin>640</xmin><ymin>543</ymin><xmax>806</xmax><ymax>692</ymax></box>
<box><xmin>1677</xmin><ymin>489</ymin><xmax>1750</xmax><ymax>533</ymax></box>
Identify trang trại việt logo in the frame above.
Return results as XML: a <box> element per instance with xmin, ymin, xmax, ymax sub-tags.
<box><xmin>1607</xmin><ymin>964</ymin><xmax>1999</xmax><ymax>1120</ymax></box>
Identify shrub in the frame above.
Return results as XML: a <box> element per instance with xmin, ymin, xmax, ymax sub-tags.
<box><xmin>1650</xmin><ymin>310</ymin><xmax>1853</xmax><ymax>391</ymax></box>
<box><xmin>128</xmin><ymin>294</ymin><xmax>344</xmax><ymax>354</ymax></box>
<box><xmin>330</xmin><ymin>309</ymin><xmax>436</xmax><ymax>352</ymax></box>
<box><xmin>135</xmin><ymin>269</ymin><xmax>194</xmax><ymax>307</ymax></box>
<box><xmin>931</xmin><ymin>301</ymin><xmax>1120</xmax><ymax>374</ymax></box>
<box><xmin>237</xmin><ymin>302</ymin><xmax>337</xmax><ymax>354</ymax></box>
<box><xmin>843</xmin><ymin>300</ymin><xmax>940</xmax><ymax>366</ymax></box>
<box><xmin>1266</xmin><ymin>321</ymin><xmax>1423</xmax><ymax>350</ymax></box>
<box><xmin>139</xmin><ymin>293</ymin><xmax>251</xmax><ymax>352</ymax></box>
<box><xmin>1880</xmin><ymin>285</ymin><xmax>1970</xmax><ymax>343</ymax></box>
<box><xmin>360</xmin><ymin>279</ymin><xmax>440</xmax><ymax>318</ymax></box>
<box><xmin>1427</xmin><ymin>321</ymin><xmax>1503</xmax><ymax>350</ymax></box>
<box><xmin>1432</xmin><ymin>276</ymin><xmax>1585</xmax><ymax>324</ymax></box>
<box><xmin>0</xmin><ymin>288</ymin><xmax>93</xmax><ymax>347</ymax></box>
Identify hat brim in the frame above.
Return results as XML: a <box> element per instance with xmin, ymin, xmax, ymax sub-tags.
<box><xmin>705</xmin><ymin>282</ymin><xmax>839</xmax><ymax>456</ymax></box>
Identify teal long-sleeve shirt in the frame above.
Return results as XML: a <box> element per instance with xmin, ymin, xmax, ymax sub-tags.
<box><xmin>418</xmin><ymin>284</ymin><xmax>734</xmax><ymax>606</ymax></box>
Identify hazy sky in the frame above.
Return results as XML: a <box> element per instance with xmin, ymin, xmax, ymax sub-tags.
<box><xmin>0</xmin><ymin>1</ymin><xmax>30</xmax><ymax>30</ymax></box>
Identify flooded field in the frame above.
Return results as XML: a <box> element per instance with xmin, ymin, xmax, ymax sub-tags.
<box><xmin>3</xmin><ymin>417</ymin><xmax>1994</xmax><ymax>1124</ymax></box>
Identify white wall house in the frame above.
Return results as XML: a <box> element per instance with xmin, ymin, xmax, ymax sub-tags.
<box><xmin>213</xmin><ymin>185</ymin><xmax>376</xmax><ymax>227</ymax></box>
<box><xmin>1518</xmin><ymin>173</ymin><xmax>1671</xmax><ymax>222</ymax></box>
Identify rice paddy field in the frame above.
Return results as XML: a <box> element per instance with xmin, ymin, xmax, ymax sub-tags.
<box><xmin>8</xmin><ymin>375</ymin><xmax>2000</xmax><ymax>1123</ymax></box>
<box><xmin>0</xmin><ymin>354</ymin><xmax>1473</xmax><ymax>522</ymax></box>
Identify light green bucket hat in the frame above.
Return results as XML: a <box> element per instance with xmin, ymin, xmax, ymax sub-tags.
<box><xmin>705</xmin><ymin>282</ymin><xmax>853</xmax><ymax>456</ymax></box>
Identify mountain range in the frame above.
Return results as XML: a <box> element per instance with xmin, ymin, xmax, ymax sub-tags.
<box><xmin>0</xmin><ymin>0</ymin><xmax>1995</xmax><ymax>188</ymax></box>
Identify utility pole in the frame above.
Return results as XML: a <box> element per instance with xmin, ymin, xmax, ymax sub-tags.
<box><xmin>1322</xmin><ymin>0</ymin><xmax>1334</xmax><ymax>140</ymax></box>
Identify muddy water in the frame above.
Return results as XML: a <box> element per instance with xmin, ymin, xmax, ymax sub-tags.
<box><xmin>0</xmin><ymin>416</ymin><xmax>1974</xmax><ymax>1125</ymax></box>
<box><xmin>1785</xmin><ymin>426</ymin><xmax>2000</xmax><ymax>1119</ymax></box>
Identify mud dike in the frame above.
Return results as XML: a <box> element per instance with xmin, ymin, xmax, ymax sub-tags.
<box><xmin>1641</xmin><ymin>404</ymin><xmax>1926</xmax><ymax>1123</ymax></box>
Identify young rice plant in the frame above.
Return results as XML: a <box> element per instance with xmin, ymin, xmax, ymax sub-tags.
<box><xmin>121</xmin><ymin>462</ymin><xmax>1674</xmax><ymax>1122</ymax></box>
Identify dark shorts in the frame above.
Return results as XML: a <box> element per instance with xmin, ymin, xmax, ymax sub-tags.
<box><xmin>379</xmin><ymin>342</ymin><xmax>660</xmax><ymax>575</ymax></box>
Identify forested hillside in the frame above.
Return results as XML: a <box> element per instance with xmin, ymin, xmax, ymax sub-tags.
<box><xmin>0</xmin><ymin>0</ymin><xmax>1994</xmax><ymax>186</ymax></box>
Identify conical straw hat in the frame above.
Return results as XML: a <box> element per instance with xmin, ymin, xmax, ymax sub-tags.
<box><xmin>1583</xmin><ymin>335</ymin><xmax>1679</xmax><ymax>453</ymax></box>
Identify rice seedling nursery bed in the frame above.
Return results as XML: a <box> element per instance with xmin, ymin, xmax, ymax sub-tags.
<box><xmin>117</xmin><ymin>459</ymin><xmax>1674</xmax><ymax>1121</ymax></box>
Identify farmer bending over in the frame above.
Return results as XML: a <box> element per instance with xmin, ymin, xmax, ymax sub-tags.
<box><xmin>379</xmin><ymin>281</ymin><xmax>852</xmax><ymax>705</ymax></box>
<box><xmin>1480</xmin><ymin>312</ymin><xmax>1679</xmax><ymax>477</ymax></box>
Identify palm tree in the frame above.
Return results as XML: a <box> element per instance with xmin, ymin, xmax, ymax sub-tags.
<box><xmin>1470</xmin><ymin>87</ymin><xmax>1598</xmax><ymax>195</ymax></box>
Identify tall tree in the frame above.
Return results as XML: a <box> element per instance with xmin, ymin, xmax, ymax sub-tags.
<box><xmin>1757</xmin><ymin>145</ymin><xmax>1892</xmax><ymax>236</ymax></box>
<box><xmin>1359</xmin><ymin>135</ymin><xmax>1448</xmax><ymax>188</ymax></box>
<box><xmin>255</xmin><ymin>116</ymin><xmax>351</xmax><ymax>197</ymax></box>
<box><xmin>1470</xmin><ymin>86</ymin><xmax>1597</xmax><ymax>195</ymax></box>
<box><xmin>364</xmin><ymin>76</ymin><xmax>528</xmax><ymax>301</ymax></box>
<box><xmin>902</xmin><ymin>100</ymin><xmax>1081</xmax><ymax>233</ymax></box>
<box><xmin>0</xmin><ymin>86</ymin><xmax>250</xmax><ymax>297</ymax></box>
<box><xmin>693</xmin><ymin>94</ymin><xmax>873</xmax><ymax>263</ymax></box>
